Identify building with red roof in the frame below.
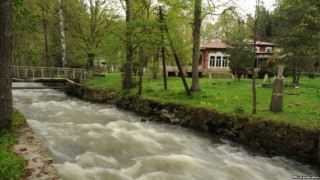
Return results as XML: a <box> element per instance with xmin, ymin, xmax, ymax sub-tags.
<box><xmin>166</xmin><ymin>40</ymin><xmax>276</xmax><ymax>77</ymax></box>
<box><xmin>200</xmin><ymin>40</ymin><xmax>276</xmax><ymax>75</ymax></box>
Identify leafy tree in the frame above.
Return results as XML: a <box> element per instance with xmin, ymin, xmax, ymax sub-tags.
<box><xmin>226</xmin><ymin>34</ymin><xmax>251</xmax><ymax>83</ymax></box>
<box><xmin>272</xmin><ymin>0</ymin><xmax>320</xmax><ymax>83</ymax></box>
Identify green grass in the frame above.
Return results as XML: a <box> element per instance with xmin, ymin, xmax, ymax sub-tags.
<box><xmin>83</xmin><ymin>73</ymin><xmax>320</xmax><ymax>130</ymax></box>
<box><xmin>0</xmin><ymin>109</ymin><xmax>27</xmax><ymax>180</ymax></box>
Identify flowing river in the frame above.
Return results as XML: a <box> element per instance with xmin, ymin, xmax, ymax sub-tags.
<box><xmin>13</xmin><ymin>83</ymin><xmax>319</xmax><ymax>180</ymax></box>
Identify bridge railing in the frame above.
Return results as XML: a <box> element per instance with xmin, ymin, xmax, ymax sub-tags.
<box><xmin>12</xmin><ymin>66</ymin><xmax>88</xmax><ymax>80</ymax></box>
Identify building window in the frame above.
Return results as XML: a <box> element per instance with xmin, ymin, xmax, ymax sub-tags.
<box><xmin>255</xmin><ymin>46</ymin><xmax>260</xmax><ymax>52</ymax></box>
<box><xmin>223</xmin><ymin>56</ymin><xmax>228</xmax><ymax>67</ymax></box>
<box><xmin>216</xmin><ymin>56</ymin><xmax>222</xmax><ymax>67</ymax></box>
<box><xmin>266</xmin><ymin>47</ymin><xmax>272</xmax><ymax>53</ymax></box>
<box><xmin>209</xmin><ymin>56</ymin><xmax>215</xmax><ymax>67</ymax></box>
<box><xmin>209</xmin><ymin>53</ymin><xmax>229</xmax><ymax>68</ymax></box>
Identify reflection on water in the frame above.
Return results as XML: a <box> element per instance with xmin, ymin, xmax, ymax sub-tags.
<box><xmin>13</xmin><ymin>83</ymin><xmax>319</xmax><ymax>180</ymax></box>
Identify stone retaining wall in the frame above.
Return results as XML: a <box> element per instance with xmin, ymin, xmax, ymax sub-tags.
<box><xmin>63</xmin><ymin>82</ymin><xmax>320</xmax><ymax>166</ymax></box>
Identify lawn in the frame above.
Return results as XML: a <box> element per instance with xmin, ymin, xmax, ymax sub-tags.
<box><xmin>0</xmin><ymin>109</ymin><xmax>27</xmax><ymax>180</ymax></box>
<box><xmin>83</xmin><ymin>73</ymin><xmax>320</xmax><ymax>130</ymax></box>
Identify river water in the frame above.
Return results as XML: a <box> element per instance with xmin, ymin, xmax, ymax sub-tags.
<box><xmin>13</xmin><ymin>83</ymin><xmax>319</xmax><ymax>180</ymax></box>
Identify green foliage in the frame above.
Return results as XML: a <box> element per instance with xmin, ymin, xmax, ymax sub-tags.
<box><xmin>271</xmin><ymin>0</ymin><xmax>320</xmax><ymax>82</ymax></box>
<box><xmin>226</xmin><ymin>34</ymin><xmax>252</xmax><ymax>81</ymax></box>
<box><xmin>12</xmin><ymin>0</ymin><xmax>40</xmax><ymax>33</ymax></box>
<box><xmin>0</xmin><ymin>110</ymin><xmax>26</xmax><ymax>180</ymax></box>
<box><xmin>258</xmin><ymin>61</ymin><xmax>276</xmax><ymax>79</ymax></box>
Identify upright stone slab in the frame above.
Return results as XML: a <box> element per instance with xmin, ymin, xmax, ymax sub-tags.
<box><xmin>270</xmin><ymin>65</ymin><xmax>284</xmax><ymax>112</ymax></box>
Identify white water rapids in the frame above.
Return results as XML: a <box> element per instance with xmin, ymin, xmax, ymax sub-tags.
<box><xmin>13</xmin><ymin>83</ymin><xmax>319</xmax><ymax>180</ymax></box>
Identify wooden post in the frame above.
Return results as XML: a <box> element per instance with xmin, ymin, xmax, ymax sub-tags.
<box><xmin>41</xmin><ymin>67</ymin><xmax>44</xmax><ymax>78</ymax></box>
<box><xmin>58</xmin><ymin>68</ymin><xmax>60</xmax><ymax>78</ymax></box>
<box><xmin>73</xmin><ymin>69</ymin><xmax>75</xmax><ymax>79</ymax></box>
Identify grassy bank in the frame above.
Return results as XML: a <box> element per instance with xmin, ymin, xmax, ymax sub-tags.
<box><xmin>83</xmin><ymin>73</ymin><xmax>320</xmax><ymax>130</ymax></box>
<box><xmin>0</xmin><ymin>109</ymin><xmax>26</xmax><ymax>180</ymax></box>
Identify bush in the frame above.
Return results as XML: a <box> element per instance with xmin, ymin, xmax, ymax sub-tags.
<box><xmin>258</xmin><ymin>61</ymin><xmax>276</xmax><ymax>79</ymax></box>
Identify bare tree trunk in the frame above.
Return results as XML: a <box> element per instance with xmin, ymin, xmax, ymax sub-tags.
<box><xmin>57</xmin><ymin>0</ymin><xmax>66</xmax><ymax>68</ymax></box>
<box><xmin>0</xmin><ymin>0</ymin><xmax>12</xmax><ymax>130</ymax></box>
<box><xmin>162</xmin><ymin>13</ymin><xmax>191</xmax><ymax>96</ymax></box>
<box><xmin>87</xmin><ymin>53</ymin><xmax>95</xmax><ymax>68</ymax></box>
<box><xmin>297</xmin><ymin>69</ymin><xmax>301</xmax><ymax>84</ymax></box>
<box><xmin>292</xmin><ymin>61</ymin><xmax>297</xmax><ymax>83</ymax></box>
<box><xmin>251</xmin><ymin>0</ymin><xmax>260</xmax><ymax>114</ymax></box>
<box><xmin>152</xmin><ymin>51</ymin><xmax>159</xmax><ymax>79</ymax></box>
<box><xmin>138</xmin><ymin>47</ymin><xmax>144</xmax><ymax>95</ymax></box>
<box><xmin>190</xmin><ymin>0</ymin><xmax>201</xmax><ymax>92</ymax></box>
<box><xmin>41</xmin><ymin>5</ymin><xmax>51</xmax><ymax>67</ymax></box>
<box><xmin>123</xmin><ymin>0</ymin><xmax>134</xmax><ymax>89</ymax></box>
<box><xmin>159</xmin><ymin>6</ymin><xmax>167</xmax><ymax>90</ymax></box>
<box><xmin>234</xmin><ymin>68</ymin><xmax>237</xmax><ymax>83</ymax></box>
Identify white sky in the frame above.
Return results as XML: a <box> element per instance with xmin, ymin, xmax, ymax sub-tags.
<box><xmin>232</xmin><ymin>0</ymin><xmax>276</xmax><ymax>16</ymax></box>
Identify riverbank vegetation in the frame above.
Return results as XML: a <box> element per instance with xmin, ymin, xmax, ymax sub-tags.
<box><xmin>83</xmin><ymin>73</ymin><xmax>320</xmax><ymax>129</ymax></box>
<box><xmin>0</xmin><ymin>109</ymin><xmax>26</xmax><ymax>180</ymax></box>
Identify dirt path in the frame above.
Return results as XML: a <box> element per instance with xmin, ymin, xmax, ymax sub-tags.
<box><xmin>11</xmin><ymin>125</ymin><xmax>61</xmax><ymax>180</ymax></box>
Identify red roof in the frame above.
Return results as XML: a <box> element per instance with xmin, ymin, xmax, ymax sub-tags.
<box><xmin>245</xmin><ymin>39</ymin><xmax>276</xmax><ymax>46</ymax></box>
<box><xmin>201</xmin><ymin>41</ymin><xmax>231</xmax><ymax>49</ymax></box>
<box><xmin>255</xmin><ymin>41</ymin><xmax>276</xmax><ymax>46</ymax></box>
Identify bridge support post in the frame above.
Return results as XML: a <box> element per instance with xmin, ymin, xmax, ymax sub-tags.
<box><xmin>25</xmin><ymin>67</ymin><xmax>27</xmax><ymax>78</ymax></box>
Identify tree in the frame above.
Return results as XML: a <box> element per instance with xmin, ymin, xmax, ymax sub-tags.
<box><xmin>272</xmin><ymin>0</ymin><xmax>320</xmax><ymax>84</ymax></box>
<box><xmin>0</xmin><ymin>0</ymin><xmax>13</xmax><ymax>130</ymax></box>
<box><xmin>123</xmin><ymin>0</ymin><xmax>134</xmax><ymax>89</ymax></box>
<box><xmin>41</xmin><ymin>1</ymin><xmax>51</xmax><ymax>67</ymax></box>
<box><xmin>226</xmin><ymin>34</ymin><xmax>251</xmax><ymax>83</ymax></box>
<box><xmin>57</xmin><ymin>0</ymin><xmax>67</xmax><ymax>68</ymax></box>
<box><xmin>190</xmin><ymin>0</ymin><xmax>201</xmax><ymax>91</ymax></box>
<box><xmin>249</xmin><ymin>0</ymin><xmax>264</xmax><ymax>114</ymax></box>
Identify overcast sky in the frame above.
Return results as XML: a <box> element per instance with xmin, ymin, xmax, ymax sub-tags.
<box><xmin>233</xmin><ymin>0</ymin><xmax>276</xmax><ymax>16</ymax></box>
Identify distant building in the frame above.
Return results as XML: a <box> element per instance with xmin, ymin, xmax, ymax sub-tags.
<box><xmin>200</xmin><ymin>41</ymin><xmax>231</xmax><ymax>75</ymax></box>
<box><xmin>249</xmin><ymin>40</ymin><xmax>277</xmax><ymax>68</ymax></box>
<box><xmin>166</xmin><ymin>40</ymin><xmax>276</xmax><ymax>77</ymax></box>
<box><xmin>200</xmin><ymin>40</ymin><xmax>276</xmax><ymax>76</ymax></box>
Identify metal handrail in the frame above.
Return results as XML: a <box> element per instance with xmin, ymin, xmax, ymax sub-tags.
<box><xmin>12</xmin><ymin>66</ymin><xmax>87</xmax><ymax>80</ymax></box>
